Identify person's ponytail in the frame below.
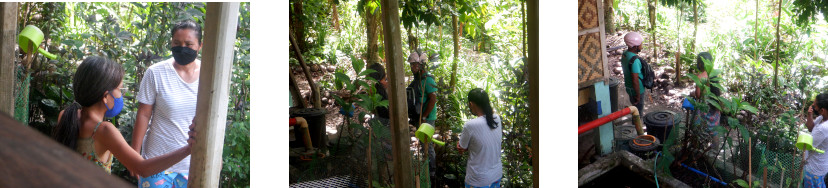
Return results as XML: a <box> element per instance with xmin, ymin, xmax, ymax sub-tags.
<box><xmin>53</xmin><ymin>102</ymin><xmax>82</xmax><ymax>149</ymax></box>
<box><xmin>468</xmin><ymin>88</ymin><xmax>498</xmax><ymax>130</ymax></box>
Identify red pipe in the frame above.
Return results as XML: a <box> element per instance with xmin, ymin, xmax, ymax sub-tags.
<box><xmin>578</xmin><ymin>106</ymin><xmax>643</xmax><ymax>135</ymax></box>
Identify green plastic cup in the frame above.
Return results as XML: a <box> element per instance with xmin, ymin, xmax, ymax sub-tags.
<box><xmin>416</xmin><ymin>123</ymin><xmax>445</xmax><ymax>146</ymax></box>
<box><xmin>797</xmin><ymin>131</ymin><xmax>825</xmax><ymax>153</ymax></box>
<box><xmin>18</xmin><ymin>25</ymin><xmax>57</xmax><ymax>59</ymax></box>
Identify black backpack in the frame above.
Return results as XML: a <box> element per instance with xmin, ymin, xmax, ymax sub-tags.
<box><xmin>627</xmin><ymin>55</ymin><xmax>655</xmax><ymax>89</ymax></box>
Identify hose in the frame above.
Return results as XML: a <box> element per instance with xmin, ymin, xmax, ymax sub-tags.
<box><xmin>655</xmin><ymin>152</ymin><xmax>661</xmax><ymax>188</ymax></box>
<box><xmin>680</xmin><ymin>163</ymin><xmax>728</xmax><ymax>186</ymax></box>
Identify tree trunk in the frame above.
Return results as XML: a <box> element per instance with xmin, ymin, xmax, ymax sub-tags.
<box><xmin>604</xmin><ymin>0</ymin><xmax>615</xmax><ymax>33</ymax></box>
<box><xmin>289</xmin><ymin>68</ymin><xmax>308</xmax><ymax>108</ymax></box>
<box><xmin>290</xmin><ymin>31</ymin><xmax>322</xmax><ymax>108</ymax></box>
<box><xmin>648</xmin><ymin>0</ymin><xmax>657</xmax><ymax>65</ymax></box>
<box><xmin>408</xmin><ymin>29</ymin><xmax>419</xmax><ymax>51</ymax></box>
<box><xmin>449</xmin><ymin>14</ymin><xmax>459</xmax><ymax>92</ymax></box>
<box><xmin>692</xmin><ymin>1</ymin><xmax>698</xmax><ymax>53</ymax></box>
<box><xmin>774</xmin><ymin>0</ymin><xmax>781</xmax><ymax>88</ymax></box>
<box><xmin>331</xmin><ymin>0</ymin><xmax>340</xmax><ymax>31</ymax></box>
<box><xmin>523</xmin><ymin>0</ymin><xmax>528</xmax><ymax>57</ymax></box>
<box><xmin>366</xmin><ymin>4</ymin><xmax>382</xmax><ymax>64</ymax></box>
<box><xmin>755</xmin><ymin>0</ymin><xmax>758</xmax><ymax>61</ymax></box>
<box><xmin>675</xmin><ymin>3</ymin><xmax>682</xmax><ymax>85</ymax></box>
<box><xmin>291</xmin><ymin>0</ymin><xmax>306</xmax><ymax>52</ymax></box>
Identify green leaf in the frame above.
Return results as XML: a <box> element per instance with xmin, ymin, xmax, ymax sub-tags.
<box><xmin>359</xmin><ymin>69</ymin><xmax>377</xmax><ymax>77</ymax></box>
<box><xmin>740</xmin><ymin>103</ymin><xmax>759</xmax><ymax>114</ymax></box>
<box><xmin>708</xmin><ymin>99</ymin><xmax>722</xmax><ymax>111</ymax></box>
<box><xmin>686</xmin><ymin>74</ymin><xmax>701</xmax><ymax>85</ymax></box>
<box><xmin>352</xmin><ymin>56</ymin><xmax>365</xmax><ymax>74</ymax></box>
<box><xmin>334</xmin><ymin>72</ymin><xmax>350</xmax><ymax>83</ymax></box>
<box><xmin>708</xmin><ymin>69</ymin><xmax>723</xmax><ymax>79</ymax></box>
<box><xmin>734</xmin><ymin>179</ymin><xmax>749</xmax><ymax>188</ymax></box>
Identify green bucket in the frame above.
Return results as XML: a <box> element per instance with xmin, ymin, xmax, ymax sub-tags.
<box><xmin>18</xmin><ymin>25</ymin><xmax>57</xmax><ymax>59</ymax></box>
<box><xmin>415</xmin><ymin>123</ymin><xmax>445</xmax><ymax>146</ymax></box>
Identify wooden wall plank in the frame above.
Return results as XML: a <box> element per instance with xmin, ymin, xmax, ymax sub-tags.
<box><xmin>0</xmin><ymin>3</ymin><xmax>17</xmax><ymax>116</ymax></box>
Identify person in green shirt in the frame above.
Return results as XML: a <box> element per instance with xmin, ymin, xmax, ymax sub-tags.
<box><xmin>408</xmin><ymin>50</ymin><xmax>438</xmax><ymax>184</ymax></box>
<box><xmin>622</xmin><ymin>32</ymin><xmax>646</xmax><ymax>113</ymax></box>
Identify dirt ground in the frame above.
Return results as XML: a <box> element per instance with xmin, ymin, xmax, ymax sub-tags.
<box><xmin>605</xmin><ymin>30</ymin><xmax>694</xmax><ymax>125</ymax></box>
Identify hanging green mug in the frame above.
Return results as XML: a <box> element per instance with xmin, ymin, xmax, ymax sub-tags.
<box><xmin>18</xmin><ymin>25</ymin><xmax>57</xmax><ymax>59</ymax></box>
<box><xmin>416</xmin><ymin>123</ymin><xmax>445</xmax><ymax>146</ymax></box>
<box><xmin>796</xmin><ymin>131</ymin><xmax>825</xmax><ymax>154</ymax></box>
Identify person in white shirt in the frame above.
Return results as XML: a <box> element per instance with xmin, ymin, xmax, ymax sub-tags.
<box><xmin>131</xmin><ymin>20</ymin><xmax>202</xmax><ymax>188</ymax></box>
<box><xmin>456</xmin><ymin>88</ymin><xmax>503</xmax><ymax>188</ymax></box>
<box><xmin>803</xmin><ymin>93</ymin><xmax>828</xmax><ymax>188</ymax></box>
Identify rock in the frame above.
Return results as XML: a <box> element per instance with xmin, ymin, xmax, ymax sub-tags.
<box><xmin>327</xmin><ymin>66</ymin><xmax>336</xmax><ymax>72</ymax></box>
<box><xmin>666</xmin><ymin>90</ymin><xmax>677</xmax><ymax>96</ymax></box>
<box><xmin>312</xmin><ymin>64</ymin><xmax>321</xmax><ymax>72</ymax></box>
<box><xmin>613</xmin><ymin>67</ymin><xmax>623</xmax><ymax>74</ymax></box>
<box><xmin>663</xmin><ymin>66</ymin><xmax>675</xmax><ymax>74</ymax></box>
<box><xmin>660</xmin><ymin>73</ymin><xmax>671</xmax><ymax>79</ymax></box>
<box><xmin>612</xmin><ymin>61</ymin><xmax>622</xmax><ymax>68</ymax></box>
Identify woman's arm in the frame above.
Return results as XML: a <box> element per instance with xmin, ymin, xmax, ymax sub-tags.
<box><xmin>131</xmin><ymin>103</ymin><xmax>153</xmax><ymax>153</ymax></box>
<box><xmin>98</xmin><ymin>121</ymin><xmax>194</xmax><ymax>177</ymax></box>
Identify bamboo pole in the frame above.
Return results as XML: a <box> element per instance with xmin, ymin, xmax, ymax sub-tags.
<box><xmin>379</xmin><ymin>0</ymin><xmax>413</xmax><ymax>186</ymax></box>
<box><xmin>188</xmin><ymin>2</ymin><xmax>239</xmax><ymax>187</ymax></box>
<box><xmin>763</xmin><ymin>167</ymin><xmax>767</xmax><ymax>188</ymax></box>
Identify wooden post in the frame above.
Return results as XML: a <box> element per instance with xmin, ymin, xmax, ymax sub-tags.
<box><xmin>528</xmin><ymin>0</ymin><xmax>538</xmax><ymax>187</ymax></box>
<box><xmin>188</xmin><ymin>2</ymin><xmax>239</xmax><ymax>187</ymax></box>
<box><xmin>380</xmin><ymin>0</ymin><xmax>413</xmax><ymax>187</ymax></box>
<box><xmin>0</xmin><ymin>3</ymin><xmax>17</xmax><ymax>116</ymax></box>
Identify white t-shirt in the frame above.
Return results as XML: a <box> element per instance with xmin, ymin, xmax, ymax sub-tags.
<box><xmin>137</xmin><ymin>58</ymin><xmax>200</xmax><ymax>173</ymax></box>
<box><xmin>459</xmin><ymin>115</ymin><xmax>503</xmax><ymax>187</ymax></box>
<box><xmin>806</xmin><ymin>115</ymin><xmax>828</xmax><ymax>175</ymax></box>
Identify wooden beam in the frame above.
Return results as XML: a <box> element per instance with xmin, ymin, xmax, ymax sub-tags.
<box><xmin>380</xmin><ymin>0</ymin><xmax>413</xmax><ymax>187</ymax></box>
<box><xmin>0</xmin><ymin>3</ymin><xmax>17</xmax><ymax>116</ymax></box>
<box><xmin>188</xmin><ymin>2</ymin><xmax>239</xmax><ymax>187</ymax></box>
<box><xmin>528</xmin><ymin>0</ymin><xmax>539</xmax><ymax>187</ymax></box>
<box><xmin>0</xmin><ymin>112</ymin><xmax>131</xmax><ymax>187</ymax></box>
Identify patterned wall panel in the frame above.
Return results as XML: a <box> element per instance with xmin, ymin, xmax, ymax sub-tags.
<box><xmin>578</xmin><ymin>33</ymin><xmax>603</xmax><ymax>84</ymax></box>
<box><xmin>578</xmin><ymin>0</ymin><xmax>598</xmax><ymax>30</ymax></box>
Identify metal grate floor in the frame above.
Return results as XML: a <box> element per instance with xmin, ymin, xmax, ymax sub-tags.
<box><xmin>289</xmin><ymin>175</ymin><xmax>363</xmax><ymax>188</ymax></box>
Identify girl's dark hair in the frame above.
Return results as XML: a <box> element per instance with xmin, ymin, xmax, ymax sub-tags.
<box><xmin>53</xmin><ymin>56</ymin><xmax>124</xmax><ymax>149</ymax></box>
<box><xmin>696</xmin><ymin>52</ymin><xmax>713</xmax><ymax>71</ymax></box>
<box><xmin>171</xmin><ymin>20</ymin><xmax>202</xmax><ymax>43</ymax></box>
<box><xmin>816</xmin><ymin>93</ymin><xmax>828</xmax><ymax>110</ymax></box>
<box><xmin>696</xmin><ymin>52</ymin><xmax>721</xmax><ymax>96</ymax></box>
<box><xmin>367</xmin><ymin>63</ymin><xmax>385</xmax><ymax>82</ymax></box>
<box><xmin>468</xmin><ymin>88</ymin><xmax>497</xmax><ymax>129</ymax></box>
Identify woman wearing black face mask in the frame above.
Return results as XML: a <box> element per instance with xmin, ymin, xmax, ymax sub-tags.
<box><xmin>131</xmin><ymin>20</ymin><xmax>203</xmax><ymax>187</ymax></box>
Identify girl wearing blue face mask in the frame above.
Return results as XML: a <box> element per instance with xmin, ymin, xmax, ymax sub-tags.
<box><xmin>52</xmin><ymin>56</ymin><xmax>196</xmax><ymax>186</ymax></box>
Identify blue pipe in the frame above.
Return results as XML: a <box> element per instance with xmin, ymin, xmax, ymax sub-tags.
<box><xmin>680</xmin><ymin>163</ymin><xmax>727</xmax><ymax>186</ymax></box>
